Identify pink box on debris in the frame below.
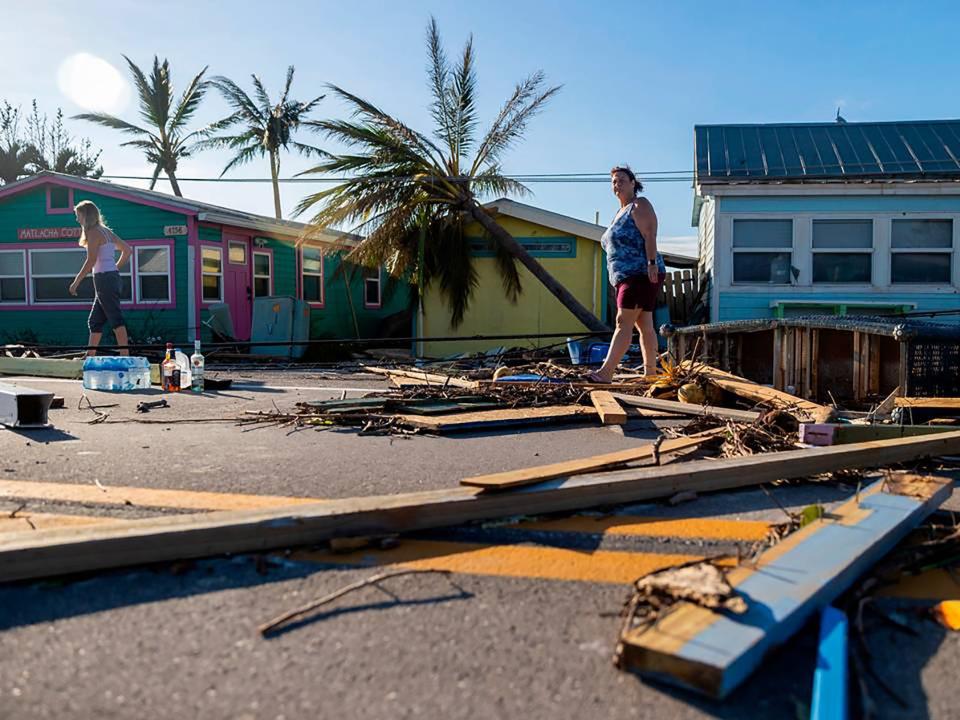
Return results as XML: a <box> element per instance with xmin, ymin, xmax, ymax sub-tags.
<box><xmin>799</xmin><ymin>423</ymin><xmax>836</xmax><ymax>446</ymax></box>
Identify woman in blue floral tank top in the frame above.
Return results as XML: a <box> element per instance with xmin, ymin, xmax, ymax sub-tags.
<box><xmin>587</xmin><ymin>166</ymin><xmax>666</xmax><ymax>383</ymax></box>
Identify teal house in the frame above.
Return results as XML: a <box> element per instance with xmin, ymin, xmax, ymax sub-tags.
<box><xmin>0</xmin><ymin>172</ymin><xmax>409</xmax><ymax>347</ymax></box>
<box><xmin>693</xmin><ymin>119</ymin><xmax>960</xmax><ymax>322</ymax></box>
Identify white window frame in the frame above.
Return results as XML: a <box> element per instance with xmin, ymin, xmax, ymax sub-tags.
<box><xmin>890</xmin><ymin>218</ymin><xmax>954</xmax><ymax>286</ymax></box>
<box><xmin>134</xmin><ymin>245</ymin><xmax>172</xmax><ymax>303</ymax></box>
<box><xmin>811</xmin><ymin>219</ymin><xmax>874</xmax><ymax>285</ymax></box>
<box><xmin>363</xmin><ymin>266</ymin><xmax>382</xmax><ymax>309</ymax></box>
<box><xmin>201</xmin><ymin>245</ymin><xmax>224</xmax><ymax>304</ymax></box>
<box><xmin>27</xmin><ymin>247</ymin><xmax>132</xmax><ymax>304</ymax></box>
<box><xmin>730</xmin><ymin>217</ymin><xmax>795</xmax><ymax>286</ymax></box>
<box><xmin>252</xmin><ymin>250</ymin><xmax>273</xmax><ymax>298</ymax></box>
<box><xmin>0</xmin><ymin>249</ymin><xmax>27</xmax><ymax>305</ymax></box>
<box><xmin>719</xmin><ymin>212</ymin><xmax>960</xmax><ymax>293</ymax></box>
<box><xmin>300</xmin><ymin>246</ymin><xmax>325</xmax><ymax>307</ymax></box>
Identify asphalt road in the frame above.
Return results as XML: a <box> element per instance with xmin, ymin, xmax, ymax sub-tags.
<box><xmin>0</xmin><ymin>371</ymin><xmax>957</xmax><ymax>720</ymax></box>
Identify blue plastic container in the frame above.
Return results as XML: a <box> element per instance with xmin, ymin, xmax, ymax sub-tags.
<box><xmin>82</xmin><ymin>356</ymin><xmax>151</xmax><ymax>391</ymax></box>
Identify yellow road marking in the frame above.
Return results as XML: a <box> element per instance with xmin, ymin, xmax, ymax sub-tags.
<box><xmin>291</xmin><ymin>539</ymin><xmax>734</xmax><ymax>585</ymax></box>
<box><xmin>0</xmin><ymin>480</ymin><xmax>322</xmax><ymax>512</ymax></box>
<box><xmin>512</xmin><ymin>515</ymin><xmax>771</xmax><ymax>542</ymax></box>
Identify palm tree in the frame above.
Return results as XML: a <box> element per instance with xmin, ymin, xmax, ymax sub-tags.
<box><xmin>200</xmin><ymin>67</ymin><xmax>324</xmax><ymax>219</ymax></box>
<box><xmin>0</xmin><ymin>142</ymin><xmax>31</xmax><ymax>185</ymax></box>
<box><xmin>296</xmin><ymin>18</ymin><xmax>607</xmax><ymax>332</ymax></box>
<box><xmin>74</xmin><ymin>56</ymin><xmax>208</xmax><ymax>196</ymax></box>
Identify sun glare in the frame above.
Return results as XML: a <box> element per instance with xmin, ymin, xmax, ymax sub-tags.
<box><xmin>57</xmin><ymin>53</ymin><xmax>130</xmax><ymax>114</ymax></box>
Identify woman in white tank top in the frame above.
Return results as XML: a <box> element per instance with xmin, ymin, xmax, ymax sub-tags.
<box><xmin>69</xmin><ymin>201</ymin><xmax>133</xmax><ymax>356</ymax></box>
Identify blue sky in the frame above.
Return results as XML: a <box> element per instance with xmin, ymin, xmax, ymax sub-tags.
<box><xmin>2</xmin><ymin>0</ymin><xmax>959</xmax><ymax>256</ymax></box>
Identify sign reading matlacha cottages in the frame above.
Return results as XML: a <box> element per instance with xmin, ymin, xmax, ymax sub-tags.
<box><xmin>17</xmin><ymin>227</ymin><xmax>82</xmax><ymax>240</ymax></box>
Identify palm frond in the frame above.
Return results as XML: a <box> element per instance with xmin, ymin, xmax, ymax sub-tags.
<box><xmin>250</xmin><ymin>74</ymin><xmax>273</xmax><ymax>115</ymax></box>
<box><xmin>208</xmin><ymin>76</ymin><xmax>263</xmax><ymax>123</ymax></box>
<box><xmin>72</xmin><ymin>112</ymin><xmax>152</xmax><ymax>138</ymax></box>
<box><xmin>471</xmin><ymin>73</ymin><xmax>561</xmax><ymax>174</ymax></box>
<box><xmin>426</xmin><ymin>16</ymin><xmax>456</xmax><ymax>159</ymax></box>
<box><xmin>280</xmin><ymin>66</ymin><xmax>295</xmax><ymax>106</ymax></box>
<box><xmin>169</xmin><ymin>65</ymin><xmax>210</xmax><ymax>133</ymax></box>
<box><xmin>450</xmin><ymin>34</ymin><xmax>478</xmax><ymax>163</ymax></box>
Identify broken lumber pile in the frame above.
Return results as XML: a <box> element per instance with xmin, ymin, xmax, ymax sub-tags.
<box><xmin>680</xmin><ymin>361</ymin><xmax>832</xmax><ymax>421</ymax></box>
<box><xmin>618</xmin><ymin>474</ymin><xmax>952</xmax><ymax>698</ymax></box>
<box><xmin>3</xmin><ymin>430</ymin><xmax>960</xmax><ymax>583</ymax></box>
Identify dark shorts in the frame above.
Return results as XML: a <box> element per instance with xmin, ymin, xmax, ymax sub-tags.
<box><xmin>616</xmin><ymin>272</ymin><xmax>665</xmax><ymax>312</ymax></box>
<box><xmin>88</xmin><ymin>271</ymin><xmax>125</xmax><ymax>333</ymax></box>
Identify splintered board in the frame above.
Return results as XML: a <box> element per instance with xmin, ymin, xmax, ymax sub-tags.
<box><xmin>461</xmin><ymin>429</ymin><xmax>725</xmax><ymax>490</ymax></box>
<box><xmin>680</xmin><ymin>362</ymin><xmax>830</xmax><ymax>419</ymax></box>
<box><xmin>619</xmin><ymin>474</ymin><xmax>952</xmax><ymax>699</ymax></box>
<box><xmin>396</xmin><ymin>405</ymin><xmax>598</xmax><ymax>432</ymax></box>
<box><xmin>590</xmin><ymin>391</ymin><xmax>627</xmax><ymax>424</ymax></box>
<box><xmin>362</xmin><ymin>366</ymin><xmax>479</xmax><ymax>389</ymax></box>
<box><xmin>611</xmin><ymin>393</ymin><xmax>761</xmax><ymax>423</ymax></box>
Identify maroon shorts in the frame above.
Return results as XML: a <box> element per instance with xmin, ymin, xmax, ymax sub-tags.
<box><xmin>616</xmin><ymin>272</ymin><xmax>665</xmax><ymax>312</ymax></box>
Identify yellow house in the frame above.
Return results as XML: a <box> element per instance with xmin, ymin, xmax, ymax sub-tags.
<box><xmin>418</xmin><ymin>198</ymin><xmax>694</xmax><ymax>357</ymax></box>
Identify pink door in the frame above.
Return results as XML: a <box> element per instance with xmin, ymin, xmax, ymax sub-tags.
<box><xmin>223</xmin><ymin>233</ymin><xmax>252</xmax><ymax>340</ymax></box>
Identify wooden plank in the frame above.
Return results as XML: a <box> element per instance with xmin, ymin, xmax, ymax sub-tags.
<box><xmin>799</xmin><ymin>423</ymin><xmax>957</xmax><ymax>446</ymax></box>
<box><xmin>811</xmin><ymin>606</ymin><xmax>848</xmax><ymax>720</ymax></box>
<box><xmin>811</xmin><ymin>329</ymin><xmax>820</xmax><ymax>400</ymax></box>
<box><xmin>868</xmin><ymin>334</ymin><xmax>881</xmax><ymax>396</ymax></box>
<box><xmin>590</xmin><ymin>391</ymin><xmax>627</xmax><ymax>425</ymax></box>
<box><xmin>852</xmin><ymin>332</ymin><xmax>863</xmax><ymax>402</ymax></box>
<box><xmin>461</xmin><ymin>428</ymin><xmax>726</xmax><ymax>490</ymax></box>
<box><xmin>0</xmin><ymin>356</ymin><xmax>83</xmax><ymax>379</ymax></box>
<box><xmin>680</xmin><ymin>362</ymin><xmax>831</xmax><ymax>420</ymax></box>
<box><xmin>612</xmin><ymin>393</ymin><xmax>761</xmax><ymax>422</ymax></box>
<box><xmin>772</xmin><ymin>327</ymin><xmax>783</xmax><ymax>389</ymax></box>
<box><xmin>620</xmin><ymin>474</ymin><xmax>952</xmax><ymax>699</ymax></box>
<box><xmin>394</xmin><ymin>405</ymin><xmax>597</xmax><ymax>433</ymax></box>
<box><xmin>2</xmin><ymin>435</ymin><xmax>960</xmax><ymax>583</ymax></box>
<box><xmin>362</xmin><ymin>365</ymin><xmax>479</xmax><ymax>389</ymax></box>
<box><xmin>895</xmin><ymin>397</ymin><xmax>960</xmax><ymax>409</ymax></box>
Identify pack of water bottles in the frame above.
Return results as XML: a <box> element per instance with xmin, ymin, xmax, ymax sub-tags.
<box><xmin>82</xmin><ymin>356</ymin><xmax>152</xmax><ymax>391</ymax></box>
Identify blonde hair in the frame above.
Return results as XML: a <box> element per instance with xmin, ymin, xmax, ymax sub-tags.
<box><xmin>75</xmin><ymin>200</ymin><xmax>105</xmax><ymax>247</ymax></box>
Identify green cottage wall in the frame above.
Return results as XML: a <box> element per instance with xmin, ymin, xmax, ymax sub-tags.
<box><xmin>0</xmin><ymin>186</ymin><xmax>190</xmax><ymax>346</ymax></box>
<box><xmin>306</xmin><ymin>253</ymin><xmax>410</xmax><ymax>340</ymax></box>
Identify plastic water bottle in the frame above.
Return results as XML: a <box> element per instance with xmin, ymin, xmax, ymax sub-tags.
<box><xmin>82</xmin><ymin>356</ymin><xmax>152</xmax><ymax>391</ymax></box>
<box><xmin>174</xmin><ymin>349</ymin><xmax>192</xmax><ymax>389</ymax></box>
<box><xmin>190</xmin><ymin>340</ymin><xmax>204</xmax><ymax>393</ymax></box>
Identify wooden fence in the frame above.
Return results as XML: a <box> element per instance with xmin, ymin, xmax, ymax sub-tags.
<box><xmin>658</xmin><ymin>269</ymin><xmax>701</xmax><ymax>326</ymax></box>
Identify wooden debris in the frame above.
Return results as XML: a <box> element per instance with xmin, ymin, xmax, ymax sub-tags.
<box><xmin>0</xmin><ymin>356</ymin><xmax>83</xmax><ymax>379</ymax></box>
<box><xmin>618</xmin><ymin>474</ymin><xmax>952</xmax><ymax>698</ymax></box>
<box><xmin>681</xmin><ymin>361</ymin><xmax>831</xmax><ymax>420</ymax></box>
<box><xmin>800</xmin><ymin>423</ymin><xmax>956</xmax><ymax>446</ymax></box>
<box><xmin>895</xmin><ymin>397</ymin><xmax>960</xmax><ymax>409</ymax></box>
<box><xmin>4</xmin><ymin>432</ymin><xmax>960</xmax><ymax>583</ymax></box>
<box><xmin>590</xmin><ymin>391</ymin><xmax>627</xmax><ymax>425</ymax></box>
<box><xmin>363</xmin><ymin>365</ymin><xmax>479</xmax><ymax>390</ymax></box>
<box><xmin>461</xmin><ymin>428</ymin><xmax>726</xmax><ymax>490</ymax></box>
<box><xmin>396</xmin><ymin>405</ymin><xmax>598</xmax><ymax>433</ymax></box>
<box><xmin>611</xmin><ymin>393</ymin><xmax>761</xmax><ymax>423</ymax></box>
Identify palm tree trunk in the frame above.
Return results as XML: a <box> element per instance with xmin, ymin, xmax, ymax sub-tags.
<box><xmin>167</xmin><ymin>171</ymin><xmax>184</xmax><ymax>197</ymax></box>
<box><xmin>270</xmin><ymin>151</ymin><xmax>282</xmax><ymax>219</ymax></box>
<box><xmin>468</xmin><ymin>203</ymin><xmax>610</xmax><ymax>333</ymax></box>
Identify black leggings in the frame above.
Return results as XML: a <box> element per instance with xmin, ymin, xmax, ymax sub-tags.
<box><xmin>88</xmin><ymin>271</ymin><xmax>125</xmax><ymax>332</ymax></box>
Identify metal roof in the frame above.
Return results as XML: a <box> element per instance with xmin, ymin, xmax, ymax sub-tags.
<box><xmin>695</xmin><ymin>120</ymin><xmax>960</xmax><ymax>184</ymax></box>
